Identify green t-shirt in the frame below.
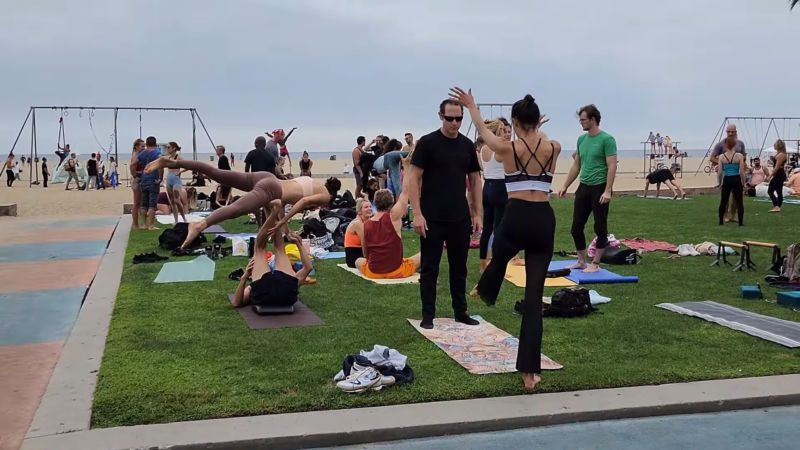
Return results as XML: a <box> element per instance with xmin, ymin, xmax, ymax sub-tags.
<box><xmin>577</xmin><ymin>131</ymin><xmax>617</xmax><ymax>186</ymax></box>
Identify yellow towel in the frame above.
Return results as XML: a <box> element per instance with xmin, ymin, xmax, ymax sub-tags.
<box><xmin>504</xmin><ymin>264</ymin><xmax>577</xmax><ymax>288</ymax></box>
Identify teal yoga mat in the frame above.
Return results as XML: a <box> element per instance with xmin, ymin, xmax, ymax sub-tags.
<box><xmin>154</xmin><ymin>255</ymin><xmax>216</xmax><ymax>283</ymax></box>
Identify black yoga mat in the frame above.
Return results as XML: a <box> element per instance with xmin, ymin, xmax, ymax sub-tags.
<box><xmin>226</xmin><ymin>294</ymin><xmax>323</xmax><ymax>330</ymax></box>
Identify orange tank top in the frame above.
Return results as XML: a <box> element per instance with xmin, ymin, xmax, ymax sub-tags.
<box><xmin>364</xmin><ymin>213</ymin><xmax>402</xmax><ymax>274</ymax></box>
<box><xmin>345</xmin><ymin>228</ymin><xmax>362</xmax><ymax>247</ymax></box>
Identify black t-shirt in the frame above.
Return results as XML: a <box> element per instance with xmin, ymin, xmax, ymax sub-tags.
<box><xmin>244</xmin><ymin>148</ymin><xmax>276</xmax><ymax>173</ymax></box>
<box><xmin>411</xmin><ymin>130</ymin><xmax>481</xmax><ymax>222</ymax></box>
<box><xmin>647</xmin><ymin>168</ymin><xmax>674</xmax><ymax>184</ymax></box>
<box><xmin>218</xmin><ymin>155</ymin><xmax>231</xmax><ymax>170</ymax></box>
<box><xmin>87</xmin><ymin>159</ymin><xmax>97</xmax><ymax>176</ymax></box>
<box><xmin>42</xmin><ymin>162</ymin><xmax>48</xmax><ymax>175</ymax></box>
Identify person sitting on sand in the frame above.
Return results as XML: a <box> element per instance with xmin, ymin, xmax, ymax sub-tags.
<box><xmin>232</xmin><ymin>203</ymin><xmax>312</xmax><ymax>308</ymax></box>
<box><xmin>344</xmin><ymin>198</ymin><xmax>372</xmax><ymax>268</ymax></box>
<box><xmin>643</xmin><ymin>165</ymin><xmax>685</xmax><ymax>199</ymax></box>
<box><xmin>356</xmin><ymin>154</ymin><xmax>421</xmax><ymax>279</ymax></box>
<box><xmin>144</xmin><ymin>156</ymin><xmax>341</xmax><ymax>248</ymax></box>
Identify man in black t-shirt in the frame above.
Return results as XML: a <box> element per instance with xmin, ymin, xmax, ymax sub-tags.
<box><xmin>244</xmin><ymin>136</ymin><xmax>277</xmax><ymax>174</ymax></box>
<box><xmin>408</xmin><ymin>99</ymin><xmax>483</xmax><ymax>329</ymax></box>
<box><xmin>216</xmin><ymin>145</ymin><xmax>231</xmax><ymax>171</ymax></box>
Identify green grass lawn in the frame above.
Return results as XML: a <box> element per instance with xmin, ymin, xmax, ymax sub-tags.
<box><xmin>92</xmin><ymin>196</ymin><xmax>800</xmax><ymax>428</ymax></box>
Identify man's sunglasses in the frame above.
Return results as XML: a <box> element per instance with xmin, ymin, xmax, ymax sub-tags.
<box><xmin>443</xmin><ymin>115</ymin><xmax>463</xmax><ymax>122</ymax></box>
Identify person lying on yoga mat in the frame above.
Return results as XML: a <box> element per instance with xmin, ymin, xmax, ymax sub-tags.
<box><xmin>356</xmin><ymin>154</ymin><xmax>421</xmax><ymax>279</ymax></box>
<box><xmin>144</xmin><ymin>156</ymin><xmax>338</xmax><ymax>248</ymax></box>
<box><xmin>232</xmin><ymin>204</ymin><xmax>313</xmax><ymax>308</ymax></box>
<box><xmin>344</xmin><ymin>198</ymin><xmax>373</xmax><ymax>268</ymax></box>
<box><xmin>643</xmin><ymin>166</ymin><xmax>685</xmax><ymax>199</ymax></box>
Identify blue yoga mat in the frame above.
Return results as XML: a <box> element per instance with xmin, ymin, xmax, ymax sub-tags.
<box><xmin>0</xmin><ymin>240</ymin><xmax>109</xmax><ymax>263</ymax></box>
<box><xmin>154</xmin><ymin>255</ymin><xmax>216</xmax><ymax>283</ymax></box>
<box><xmin>317</xmin><ymin>251</ymin><xmax>345</xmax><ymax>260</ymax></box>
<box><xmin>754</xmin><ymin>198</ymin><xmax>800</xmax><ymax>205</ymax></box>
<box><xmin>549</xmin><ymin>259</ymin><xmax>639</xmax><ymax>285</ymax></box>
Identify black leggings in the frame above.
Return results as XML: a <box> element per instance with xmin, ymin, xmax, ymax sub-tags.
<box><xmin>768</xmin><ymin>168</ymin><xmax>786</xmax><ymax>208</ymax></box>
<box><xmin>476</xmin><ymin>199</ymin><xmax>555</xmax><ymax>374</ymax></box>
<box><xmin>570</xmin><ymin>183</ymin><xmax>609</xmax><ymax>252</ymax></box>
<box><xmin>479</xmin><ymin>179</ymin><xmax>508</xmax><ymax>259</ymax></box>
<box><xmin>6</xmin><ymin>169</ymin><xmax>14</xmax><ymax>187</ymax></box>
<box><xmin>720</xmin><ymin>175</ymin><xmax>744</xmax><ymax>225</ymax></box>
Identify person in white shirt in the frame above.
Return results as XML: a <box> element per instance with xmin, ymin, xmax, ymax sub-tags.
<box><xmin>12</xmin><ymin>161</ymin><xmax>20</xmax><ymax>180</ymax></box>
<box><xmin>343</xmin><ymin>163</ymin><xmax>350</xmax><ymax>174</ymax></box>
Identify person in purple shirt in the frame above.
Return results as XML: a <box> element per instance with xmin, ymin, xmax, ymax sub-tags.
<box><xmin>131</xmin><ymin>136</ymin><xmax>164</xmax><ymax>230</ymax></box>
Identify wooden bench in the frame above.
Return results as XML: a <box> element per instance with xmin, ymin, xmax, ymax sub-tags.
<box><xmin>122</xmin><ymin>203</ymin><xmax>134</xmax><ymax>215</ymax></box>
<box><xmin>0</xmin><ymin>204</ymin><xmax>17</xmax><ymax>217</ymax></box>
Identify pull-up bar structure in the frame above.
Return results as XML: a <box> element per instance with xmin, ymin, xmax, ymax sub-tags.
<box><xmin>5</xmin><ymin>106</ymin><xmax>216</xmax><ymax>187</ymax></box>
<box><xmin>639</xmin><ymin>141</ymin><xmax>684</xmax><ymax>178</ymax></box>
<box><xmin>695</xmin><ymin>117</ymin><xmax>800</xmax><ymax>176</ymax></box>
<box><xmin>464</xmin><ymin>103</ymin><xmax>515</xmax><ymax>142</ymax></box>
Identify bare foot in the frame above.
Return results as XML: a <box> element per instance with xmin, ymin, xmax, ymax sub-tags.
<box><xmin>681</xmin><ymin>194</ymin><xmax>686</xmax><ymax>200</ymax></box>
<box><xmin>510</xmin><ymin>256</ymin><xmax>525</xmax><ymax>266</ymax></box>
<box><xmin>770</xmin><ymin>207</ymin><xmax>781</xmax><ymax>213</ymax></box>
<box><xmin>522</xmin><ymin>373</ymin><xmax>541</xmax><ymax>390</ymax></box>
<box><xmin>565</xmin><ymin>261</ymin><xmax>586</xmax><ymax>270</ymax></box>
<box><xmin>146</xmin><ymin>226</ymin><xmax>159</xmax><ymax>231</ymax></box>
<box><xmin>131</xmin><ymin>225</ymin><xmax>140</xmax><ymax>230</ymax></box>
<box><xmin>469</xmin><ymin>285</ymin><xmax>480</xmax><ymax>299</ymax></box>
<box><xmin>673</xmin><ymin>194</ymin><xmax>679</xmax><ymax>200</ymax></box>
<box><xmin>583</xmin><ymin>263</ymin><xmax>601</xmax><ymax>273</ymax></box>
<box><xmin>181</xmin><ymin>220</ymin><xmax>206</xmax><ymax>248</ymax></box>
<box><xmin>723</xmin><ymin>216</ymin><xmax>730</xmax><ymax>223</ymax></box>
<box><xmin>144</xmin><ymin>155</ymin><xmax>174</xmax><ymax>174</ymax></box>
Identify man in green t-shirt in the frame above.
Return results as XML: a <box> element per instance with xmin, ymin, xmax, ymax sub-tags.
<box><xmin>557</xmin><ymin>104</ymin><xmax>618</xmax><ymax>273</ymax></box>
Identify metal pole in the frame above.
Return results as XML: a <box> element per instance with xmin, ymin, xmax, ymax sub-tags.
<box><xmin>33</xmin><ymin>109</ymin><xmax>39</xmax><ymax>186</ymax></box>
<box><xmin>756</xmin><ymin>119</ymin><xmax>775</xmax><ymax>160</ymax></box>
<box><xmin>138</xmin><ymin>109</ymin><xmax>142</xmax><ymax>139</ymax></box>
<box><xmin>694</xmin><ymin>118</ymin><xmax>727</xmax><ymax>176</ymax></box>
<box><xmin>28</xmin><ymin>109</ymin><xmax>36</xmax><ymax>187</ymax></box>
<box><xmin>191</xmin><ymin>109</ymin><xmax>198</xmax><ymax>161</ymax></box>
<box><xmin>114</xmin><ymin>108</ymin><xmax>119</xmax><ymax>163</ymax></box>
<box><xmin>6</xmin><ymin>108</ymin><xmax>32</xmax><ymax>159</ymax></box>
<box><xmin>193</xmin><ymin>110</ymin><xmax>216</xmax><ymax>152</ymax></box>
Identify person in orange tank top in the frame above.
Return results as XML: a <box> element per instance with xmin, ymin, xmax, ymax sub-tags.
<box><xmin>344</xmin><ymin>198</ymin><xmax>373</xmax><ymax>267</ymax></box>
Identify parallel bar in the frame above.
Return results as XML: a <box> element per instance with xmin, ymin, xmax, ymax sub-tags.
<box><xmin>745</xmin><ymin>241</ymin><xmax>778</xmax><ymax>249</ymax></box>
<box><xmin>720</xmin><ymin>241</ymin><xmax>747</xmax><ymax>249</ymax></box>
<box><xmin>30</xmin><ymin>106</ymin><xmax>194</xmax><ymax>111</ymax></box>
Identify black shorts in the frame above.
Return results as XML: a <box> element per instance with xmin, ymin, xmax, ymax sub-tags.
<box><xmin>345</xmin><ymin>246</ymin><xmax>364</xmax><ymax>268</ymax></box>
<box><xmin>250</xmin><ymin>270</ymin><xmax>299</xmax><ymax>307</ymax></box>
<box><xmin>647</xmin><ymin>169</ymin><xmax>673</xmax><ymax>184</ymax></box>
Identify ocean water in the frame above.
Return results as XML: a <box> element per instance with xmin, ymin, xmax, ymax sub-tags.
<box><xmin>69</xmin><ymin>148</ymin><xmax>711</xmax><ymax>164</ymax></box>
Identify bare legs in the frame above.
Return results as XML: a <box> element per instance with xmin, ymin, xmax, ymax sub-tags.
<box><xmin>166</xmin><ymin>186</ymin><xmax>187</xmax><ymax>225</ymax></box>
<box><xmin>132</xmin><ymin>185</ymin><xmax>142</xmax><ymax>229</ymax></box>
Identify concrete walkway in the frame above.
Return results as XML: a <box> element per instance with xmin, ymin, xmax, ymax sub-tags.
<box><xmin>314</xmin><ymin>406</ymin><xmax>800</xmax><ymax>450</ymax></box>
<box><xmin>0</xmin><ymin>217</ymin><xmax>119</xmax><ymax>450</ymax></box>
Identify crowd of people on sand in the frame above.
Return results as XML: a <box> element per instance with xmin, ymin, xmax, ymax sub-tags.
<box><xmin>3</xmin><ymin>146</ymin><xmax>121</xmax><ymax>190</ymax></box>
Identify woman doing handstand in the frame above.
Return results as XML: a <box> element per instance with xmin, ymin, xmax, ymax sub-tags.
<box><xmin>451</xmin><ymin>87</ymin><xmax>560</xmax><ymax>391</ymax></box>
<box><xmin>718</xmin><ymin>135</ymin><xmax>746</xmax><ymax>226</ymax></box>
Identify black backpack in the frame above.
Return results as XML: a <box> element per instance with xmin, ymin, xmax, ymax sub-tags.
<box><xmin>158</xmin><ymin>222</ymin><xmax>207</xmax><ymax>250</ymax></box>
<box><xmin>601</xmin><ymin>247</ymin><xmax>641</xmax><ymax>265</ymax></box>
<box><xmin>543</xmin><ymin>287</ymin><xmax>596</xmax><ymax>318</ymax></box>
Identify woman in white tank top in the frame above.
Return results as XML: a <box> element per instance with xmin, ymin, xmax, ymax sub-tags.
<box><xmin>479</xmin><ymin>119</ymin><xmax>523</xmax><ymax>271</ymax></box>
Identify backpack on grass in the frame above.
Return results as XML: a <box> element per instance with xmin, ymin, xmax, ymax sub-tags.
<box><xmin>158</xmin><ymin>222</ymin><xmax>207</xmax><ymax>251</ymax></box>
<box><xmin>543</xmin><ymin>287</ymin><xmax>596</xmax><ymax>318</ymax></box>
<box><xmin>784</xmin><ymin>243</ymin><xmax>800</xmax><ymax>281</ymax></box>
<box><xmin>600</xmin><ymin>247</ymin><xmax>641</xmax><ymax>265</ymax></box>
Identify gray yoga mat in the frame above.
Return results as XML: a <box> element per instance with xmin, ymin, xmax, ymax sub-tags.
<box><xmin>154</xmin><ymin>255</ymin><xmax>216</xmax><ymax>283</ymax></box>
<box><xmin>657</xmin><ymin>301</ymin><xmax>800</xmax><ymax>348</ymax></box>
<box><xmin>226</xmin><ymin>294</ymin><xmax>324</xmax><ymax>329</ymax></box>
<box><xmin>204</xmin><ymin>224</ymin><xmax>227</xmax><ymax>233</ymax></box>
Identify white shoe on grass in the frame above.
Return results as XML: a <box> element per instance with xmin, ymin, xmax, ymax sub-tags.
<box><xmin>336</xmin><ymin>367</ymin><xmax>381</xmax><ymax>393</ymax></box>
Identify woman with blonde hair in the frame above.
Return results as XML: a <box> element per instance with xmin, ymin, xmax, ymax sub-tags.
<box><xmin>130</xmin><ymin>139</ymin><xmax>145</xmax><ymax>229</ymax></box>
<box><xmin>767</xmin><ymin>139</ymin><xmax>788</xmax><ymax>212</ymax></box>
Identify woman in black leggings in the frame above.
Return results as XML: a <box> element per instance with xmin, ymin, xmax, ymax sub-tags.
<box><xmin>478</xmin><ymin>118</ymin><xmax>510</xmax><ymax>272</ymax></box>
<box><xmin>767</xmin><ymin>139</ymin><xmax>788</xmax><ymax>213</ymax></box>
<box><xmin>452</xmin><ymin>87</ymin><xmax>560</xmax><ymax>391</ymax></box>
<box><xmin>717</xmin><ymin>136</ymin><xmax>746</xmax><ymax>226</ymax></box>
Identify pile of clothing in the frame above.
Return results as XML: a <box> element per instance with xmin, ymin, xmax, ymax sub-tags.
<box><xmin>333</xmin><ymin>345</ymin><xmax>414</xmax><ymax>393</ymax></box>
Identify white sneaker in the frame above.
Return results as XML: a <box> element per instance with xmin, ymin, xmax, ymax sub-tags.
<box><xmin>336</xmin><ymin>367</ymin><xmax>381</xmax><ymax>393</ymax></box>
<box><xmin>333</xmin><ymin>361</ymin><xmax>371</xmax><ymax>382</ymax></box>
<box><xmin>380</xmin><ymin>375</ymin><xmax>396</xmax><ymax>386</ymax></box>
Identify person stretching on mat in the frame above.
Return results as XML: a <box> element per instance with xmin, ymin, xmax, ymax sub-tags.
<box><xmin>450</xmin><ymin>88</ymin><xmax>559</xmax><ymax>391</ymax></box>
<box><xmin>356</xmin><ymin>153</ymin><xmax>421</xmax><ymax>279</ymax></box>
<box><xmin>643</xmin><ymin>166</ymin><xmax>685</xmax><ymax>199</ymax></box>
<box><xmin>718</xmin><ymin>135</ymin><xmax>746</xmax><ymax>226</ymax></box>
<box><xmin>344</xmin><ymin>198</ymin><xmax>372</xmax><ymax>268</ymax></box>
<box><xmin>164</xmin><ymin>142</ymin><xmax>188</xmax><ymax>225</ymax></box>
<box><xmin>144</xmin><ymin>156</ymin><xmax>339</xmax><ymax>247</ymax></box>
<box><xmin>557</xmin><ymin>104</ymin><xmax>618</xmax><ymax>274</ymax></box>
<box><xmin>232</xmin><ymin>203</ymin><xmax>312</xmax><ymax>308</ymax></box>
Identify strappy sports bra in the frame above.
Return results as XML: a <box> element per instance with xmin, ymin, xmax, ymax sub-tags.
<box><xmin>721</xmin><ymin>153</ymin><xmax>739</xmax><ymax>177</ymax></box>
<box><xmin>504</xmin><ymin>138</ymin><xmax>554</xmax><ymax>193</ymax></box>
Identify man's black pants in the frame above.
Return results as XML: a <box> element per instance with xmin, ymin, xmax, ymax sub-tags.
<box><xmin>419</xmin><ymin>218</ymin><xmax>472</xmax><ymax>322</ymax></box>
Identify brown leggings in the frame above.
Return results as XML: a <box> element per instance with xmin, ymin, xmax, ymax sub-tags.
<box><xmin>171</xmin><ymin>160</ymin><xmax>282</xmax><ymax>226</ymax></box>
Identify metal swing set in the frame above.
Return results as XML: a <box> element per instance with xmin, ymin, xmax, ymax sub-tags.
<box><xmin>6</xmin><ymin>106</ymin><xmax>216</xmax><ymax>187</ymax></box>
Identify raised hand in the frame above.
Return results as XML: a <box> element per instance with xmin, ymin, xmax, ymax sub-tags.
<box><xmin>449</xmin><ymin>87</ymin><xmax>476</xmax><ymax>109</ymax></box>
<box><xmin>538</xmin><ymin>114</ymin><xmax>550</xmax><ymax>128</ymax></box>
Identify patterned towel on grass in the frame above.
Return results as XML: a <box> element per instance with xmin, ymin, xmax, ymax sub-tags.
<box><xmin>408</xmin><ymin>315</ymin><xmax>562</xmax><ymax>374</ymax></box>
<box><xmin>620</xmin><ymin>238</ymin><xmax>677</xmax><ymax>252</ymax></box>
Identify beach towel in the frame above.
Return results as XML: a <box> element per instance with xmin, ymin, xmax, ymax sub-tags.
<box><xmin>337</xmin><ymin>263</ymin><xmax>419</xmax><ymax>284</ymax></box>
<box><xmin>155</xmin><ymin>213</ymin><xmax>207</xmax><ymax>224</ymax></box>
<box><xmin>620</xmin><ymin>238</ymin><xmax>677</xmax><ymax>252</ymax></box>
<box><xmin>505</xmin><ymin>264</ymin><xmax>577</xmax><ymax>287</ymax></box>
<box><xmin>407</xmin><ymin>315</ymin><xmax>562</xmax><ymax>374</ymax></box>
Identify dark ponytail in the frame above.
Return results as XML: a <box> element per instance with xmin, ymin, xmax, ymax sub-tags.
<box><xmin>511</xmin><ymin>94</ymin><xmax>541</xmax><ymax>131</ymax></box>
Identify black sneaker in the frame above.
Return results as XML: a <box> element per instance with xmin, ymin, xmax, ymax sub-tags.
<box><xmin>513</xmin><ymin>300</ymin><xmax>525</xmax><ymax>315</ymax></box>
<box><xmin>228</xmin><ymin>268</ymin><xmax>245</xmax><ymax>281</ymax></box>
<box><xmin>212</xmin><ymin>235</ymin><xmax>227</xmax><ymax>244</ymax></box>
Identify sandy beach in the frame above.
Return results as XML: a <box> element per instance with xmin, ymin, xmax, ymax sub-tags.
<box><xmin>0</xmin><ymin>156</ymin><xmax>716</xmax><ymax>219</ymax></box>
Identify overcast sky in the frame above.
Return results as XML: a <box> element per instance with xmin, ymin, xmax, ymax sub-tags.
<box><xmin>2</xmin><ymin>0</ymin><xmax>799</xmax><ymax>157</ymax></box>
